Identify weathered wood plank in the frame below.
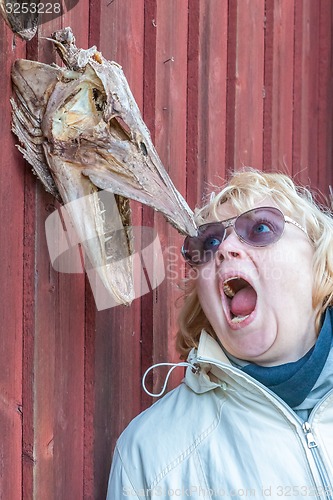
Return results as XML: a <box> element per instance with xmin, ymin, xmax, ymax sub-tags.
<box><xmin>187</xmin><ymin>0</ymin><xmax>228</xmax><ymax>207</ymax></box>
<box><xmin>0</xmin><ymin>24</ymin><xmax>26</xmax><ymax>500</ymax></box>
<box><xmin>263</xmin><ymin>0</ymin><xmax>294</xmax><ymax>173</ymax></box>
<box><xmin>293</xmin><ymin>0</ymin><xmax>319</xmax><ymax>186</ymax></box>
<box><xmin>226</xmin><ymin>0</ymin><xmax>265</xmax><ymax>170</ymax></box>
<box><xmin>139</xmin><ymin>0</ymin><xmax>189</xmax><ymax>407</ymax></box>
<box><xmin>141</xmin><ymin>0</ymin><xmax>158</xmax><ymax>410</ymax></box>
<box><xmin>22</xmin><ymin>168</ymin><xmax>36</xmax><ymax>499</ymax></box>
<box><xmin>90</xmin><ymin>1</ymin><xmax>145</xmax><ymax>497</ymax></box>
<box><xmin>317</xmin><ymin>0</ymin><xmax>333</xmax><ymax>197</ymax></box>
<box><xmin>293</xmin><ymin>0</ymin><xmax>333</xmax><ymax>200</ymax></box>
<box><xmin>150</xmin><ymin>0</ymin><xmax>189</xmax><ymax>396</ymax></box>
<box><xmin>21</xmin><ymin>3</ymin><xmax>89</xmax><ymax>497</ymax></box>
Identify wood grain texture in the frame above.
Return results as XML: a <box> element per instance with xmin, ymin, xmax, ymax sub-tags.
<box><xmin>150</xmin><ymin>0</ymin><xmax>189</xmax><ymax>396</ymax></box>
<box><xmin>263</xmin><ymin>0</ymin><xmax>294</xmax><ymax>173</ymax></box>
<box><xmin>187</xmin><ymin>0</ymin><xmax>228</xmax><ymax>206</ymax></box>
<box><xmin>293</xmin><ymin>0</ymin><xmax>320</xmax><ymax>186</ymax></box>
<box><xmin>91</xmin><ymin>1</ymin><xmax>144</xmax><ymax>497</ymax></box>
<box><xmin>316</xmin><ymin>0</ymin><xmax>333</xmax><ymax>197</ymax></box>
<box><xmin>226</xmin><ymin>0</ymin><xmax>265</xmax><ymax>170</ymax></box>
<box><xmin>22</xmin><ymin>3</ymin><xmax>89</xmax><ymax>498</ymax></box>
<box><xmin>0</xmin><ymin>23</ymin><xmax>26</xmax><ymax>500</ymax></box>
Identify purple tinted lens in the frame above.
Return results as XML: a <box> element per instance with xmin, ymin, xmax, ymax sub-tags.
<box><xmin>182</xmin><ymin>223</ymin><xmax>226</xmax><ymax>264</ymax></box>
<box><xmin>234</xmin><ymin>207</ymin><xmax>284</xmax><ymax>247</ymax></box>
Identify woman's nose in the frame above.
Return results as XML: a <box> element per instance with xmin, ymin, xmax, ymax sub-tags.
<box><xmin>215</xmin><ymin>228</ymin><xmax>247</xmax><ymax>263</ymax></box>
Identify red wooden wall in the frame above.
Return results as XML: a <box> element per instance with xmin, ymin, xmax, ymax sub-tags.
<box><xmin>0</xmin><ymin>0</ymin><xmax>332</xmax><ymax>498</ymax></box>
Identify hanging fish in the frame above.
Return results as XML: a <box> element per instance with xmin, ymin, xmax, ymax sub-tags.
<box><xmin>11</xmin><ymin>27</ymin><xmax>197</xmax><ymax>306</ymax></box>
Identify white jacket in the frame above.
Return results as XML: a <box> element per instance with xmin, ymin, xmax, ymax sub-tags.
<box><xmin>107</xmin><ymin>331</ymin><xmax>333</xmax><ymax>499</ymax></box>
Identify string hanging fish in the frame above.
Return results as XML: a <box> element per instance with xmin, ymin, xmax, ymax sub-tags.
<box><xmin>11</xmin><ymin>27</ymin><xmax>197</xmax><ymax>306</ymax></box>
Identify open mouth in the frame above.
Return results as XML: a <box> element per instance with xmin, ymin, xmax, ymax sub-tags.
<box><xmin>222</xmin><ymin>276</ymin><xmax>257</xmax><ymax>324</ymax></box>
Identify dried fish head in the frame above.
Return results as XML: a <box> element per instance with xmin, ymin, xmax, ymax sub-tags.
<box><xmin>11</xmin><ymin>28</ymin><xmax>197</xmax><ymax>307</ymax></box>
<box><xmin>12</xmin><ymin>59</ymin><xmax>135</xmax><ymax>306</ymax></box>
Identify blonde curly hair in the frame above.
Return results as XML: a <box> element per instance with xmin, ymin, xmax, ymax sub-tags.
<box><xmin>176</xmin><ymin>169</ymin><xmax>333</xmax><ymax>359</ymax></box>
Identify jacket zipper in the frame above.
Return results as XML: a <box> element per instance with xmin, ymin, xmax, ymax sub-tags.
<box><xmin>303</xmin><ymin>422</ymin><xmax>333</xmax><ymax>499</ymax></box>
<box><xmin>196</xmin><ymin>354</ymin><xmax>333</xmax><ymax>498</ymax></box>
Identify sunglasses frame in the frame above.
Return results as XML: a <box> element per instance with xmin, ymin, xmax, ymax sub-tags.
<box><xmin>181</xmin><ymin>206</ymin><xmax>308</xmax><ymax>266</ymax></box>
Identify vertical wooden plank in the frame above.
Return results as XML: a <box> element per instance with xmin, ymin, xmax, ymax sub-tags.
<box><xmin>303</xmin><ymin>1</ymin><xmax>320</xmax><ymax>189</ymax></box>
<box><xmin>186</xmin><ymin>0</ymin><xmax>201</xmax><ymax>209</ymax></box>
<box><xmin>226</xmin><ymin>0</ymin><xmax>265</xmax><ymax>170</ymax></box>
<box><xmin>54</xmin><ymin>5</ymin><xmax>89</xmax><ymax>497</ymax></box>
<box><xmin>53</xmin><ymin>274</ymin><xmax>86</xmax><ymax>500</ymax></box>
<box><xmin>0</xmin><ymin>24</ymin><xmax>26</xmax><ymax>500</ymax></box>
<box><xmin>292</xmin><ymin>0</ymin><xmax>303</xmax><ymax>181</ymax></box>
<box><xmin>141</xmin><ymin>0</ymin><xmax>158</xmax><ymax>410</ymax></box>
<box><xmin>187</xmin><ymin>0</ymin><xmax>228</xmax><ymax>208</ymax></box>
<box><xmin>22</xmin><ymin>169</ymin><xmax>36</xmax><ymax>498</ymax></box>
<box><xmin>21</xmin><ymin>2</ymin><xmax>89</xmax><ymax>497</ymax></box>
<box><xmin>86</xmin><ymin>4</ymin><xmax>101</xmax><ymax>499</ymax></box>
<box><xmin>90</xmin><ymin>1</ymin><xmax>144</xmax><ymax>497</ymax></box>
<box><xmin>317</xmin><ymin>0</ymin><xmax>333</xmax><ymax>196</ymax></box>
<box><xmin>151</xmin><ymin>0</ymin><xmax>189</xmax><ymax>391</ymax></box>
<box><xmin>83</xmin><ymin>287</ymin><xmax>96</xmax><ymax>500</ymax></box>
<box><xmin>199</xmin><ymin>1</ymin><xmax>228</xmax><ymax>187</ymax></box>
<box><xmin>30</xmin><ymin>195</ymin><xmax>57</xmax><ymax>500</ymax></box>
<box><xmin>140</xmin><ymin>0</ymin><xmax>190</xmax><ymax>407</ymax></box>
<box><xmin>30</xmin><ymin>238</ymin><xmax>86</xmax><ymax>500</ymax></box>
<box><xmin>263</xmin><ymin>0</ymin><xmax>294</xmax><ymax>173</ymax></box>
<box><xmin>226</xmin><ymin>0</ymin><xmax>237</xmax><ymax>173</ymax></box>
<box><xmin>293</xmin><ymin>0</ymin><xmax>319</xmax><ymax>186</ymax></box>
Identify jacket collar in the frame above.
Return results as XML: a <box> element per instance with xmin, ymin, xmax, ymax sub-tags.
<box><xmin>185</xmin><ymin>330</ymin><xmax>233</xmax><ymax>395</ymax></box>
<box><xmin>186</xmin><ymin>322</ymin><xmax>333</xmax><ymax>417</ymax></box>
<box><xmin>186</xmin><ymin>330</ymin><xmax>283</xmax><ymax>402</ymax></box>
<box><xmin>196</xmin><ymin>330</ymin><xmax>231</xmax><ymax>366</ymax></box>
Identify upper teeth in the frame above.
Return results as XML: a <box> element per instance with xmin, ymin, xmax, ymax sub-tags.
<box><xmin>223</xmin><ymin>283</ymin><xmax>235</xmax><ymax>298</ymax></box>
<box><xmin>223</xmin><ymin>277</ymin><xmax>239</xmax><ymax>298</ymax></box>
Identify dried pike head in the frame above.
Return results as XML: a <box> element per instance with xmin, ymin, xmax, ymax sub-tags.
<box><xmin>11</xmin><ymin>57</ymin><xmax>135</xmax><ymax>306</ymax></box>
<box><xmin>0</xmin><ymin>0</ymin><xmax>39</xmax><ymax>40</ymax></box>
<box><xmin>11</xmin><ymin>27</ymin><xmax>196</xmax><ymax>306</ymax></box>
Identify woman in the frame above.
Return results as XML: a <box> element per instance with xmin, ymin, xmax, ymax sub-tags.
<box><xmin>107</xmin><ymin>169</ymin><xmax>333</xmax><ymax>499</ymax></box>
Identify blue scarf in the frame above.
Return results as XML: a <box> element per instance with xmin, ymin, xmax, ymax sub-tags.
<box><xmin>241</xmin><ymin>308</ymin><xmax>333</xmax><ymax>407</ymax></box>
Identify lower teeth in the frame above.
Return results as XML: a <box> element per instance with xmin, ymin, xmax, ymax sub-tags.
<box><xmin>231</xmin><ymin>314</ymin><xmax>250</xmax><ymax>324</ymax></box>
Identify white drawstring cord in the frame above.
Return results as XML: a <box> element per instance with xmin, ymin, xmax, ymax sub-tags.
<box><xmin>142</xmin><ymin>362</ymin><xmax>198</xmax><ymax>398</ymax></box>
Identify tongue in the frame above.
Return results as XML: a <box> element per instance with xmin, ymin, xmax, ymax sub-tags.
<box><xmin>230</xmin><ymin>286</ymin><xmax>257</xmax><ymax>317</ymax></box>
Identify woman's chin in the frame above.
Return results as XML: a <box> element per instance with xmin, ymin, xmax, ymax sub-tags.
<box><xmin>223</xmin><ymin>329</ymin><xmax>277</xmax><ymax>363</ymax></box>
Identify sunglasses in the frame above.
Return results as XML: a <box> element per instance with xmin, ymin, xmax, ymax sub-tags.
<box><xmin>181</xmin><ymin>206</ymin><xmax>308</xmax><ymax>265</ymax></box>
